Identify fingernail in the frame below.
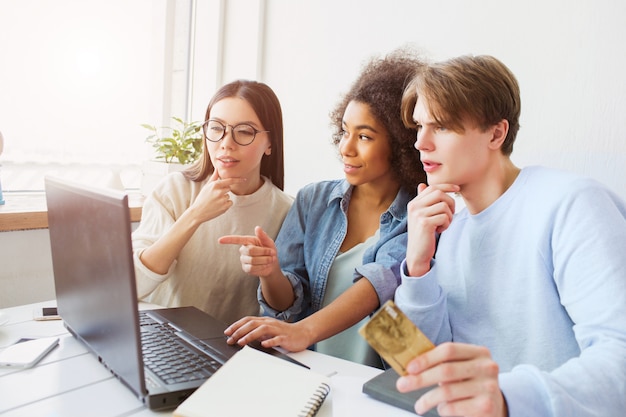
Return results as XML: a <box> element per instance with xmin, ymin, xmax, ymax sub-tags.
<box><xmin>397</xmin><ymin>376</ymin><xmax>409</xmax><ymax>391</ymax></box>
<box><xmin>415</xmin><ymin>399</ymin><xmax>425</xmax><ymax>414</ymax></box>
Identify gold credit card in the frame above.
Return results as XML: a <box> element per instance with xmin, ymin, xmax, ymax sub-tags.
<box><xmin>359</xmin><ymin>300</ymin><xmax>435</xmax><ymax>376</ymax></box>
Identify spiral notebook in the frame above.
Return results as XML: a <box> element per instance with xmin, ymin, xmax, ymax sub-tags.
<box><xmin>173</xmin><ymin>345</ymin><xmax>331</xmax><ymax>417</ymax></box>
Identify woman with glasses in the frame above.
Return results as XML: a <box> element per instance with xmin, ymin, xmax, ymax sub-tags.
<box><xmin>220</xmin><ymin>49</ymin><xmax>427</xmax><ymax>368</ymax></box>
<box><xmin>132</xmin><ymin>80</ymin><xmax>293</xmax><ymax>324</ymax></box>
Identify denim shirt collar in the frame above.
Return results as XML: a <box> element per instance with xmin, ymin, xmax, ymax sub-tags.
<box><xmin>326</xmin><ymin>180</ymin><xmax>412</xmax><ymax>222</ymax></box>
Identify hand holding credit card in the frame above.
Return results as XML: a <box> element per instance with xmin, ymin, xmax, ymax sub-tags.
<box><xmin>359</xmin><ymin>300</ymin><xmax>435</xmax><ymax>376</ymax></box>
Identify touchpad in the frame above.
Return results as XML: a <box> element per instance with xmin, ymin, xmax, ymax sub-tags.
<box><xmin>197</xmin><ymin>336</ymin><xmax>241</xmax><ymax>363</ymax></box>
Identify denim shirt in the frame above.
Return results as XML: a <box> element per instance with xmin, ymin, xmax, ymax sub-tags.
<box><xmin>258</xmin><ymin>179</ymin><xmax>413</xmax><ymax>322</ymax></box>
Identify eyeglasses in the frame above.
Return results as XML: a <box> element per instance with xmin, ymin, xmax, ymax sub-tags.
<box><xmin>203</xmin><ymin>120</ymin><xmax>269</xmax><ymax>146</ymax></box>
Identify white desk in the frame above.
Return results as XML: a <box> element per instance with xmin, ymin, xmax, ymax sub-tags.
<box><xmin>0</xmin><ymin>301</ymin><xmax>416</xmax><ymax>416</ymax></box>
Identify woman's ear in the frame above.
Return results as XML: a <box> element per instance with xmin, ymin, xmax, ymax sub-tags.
<box><xmin>488</xmin><ymin>119</ymin><xmax>509</xmax><ymax>150</ymax></box>
<box><xmin>264</xmin><ymin>146</ymin><xmax>272</xmax><ymax>156</ymax></box>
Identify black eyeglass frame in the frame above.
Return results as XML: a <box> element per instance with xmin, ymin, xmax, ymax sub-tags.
<box><xmin>203</xmin><ymin>119</ymin><xmax>269</xmax><ymax>146</ymax></box>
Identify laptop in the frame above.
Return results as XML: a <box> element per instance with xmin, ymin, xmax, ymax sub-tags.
<box><xmin>44</xmin><ymin>176</ymin><xmax>305</xmax><ymax>410</ymax></box>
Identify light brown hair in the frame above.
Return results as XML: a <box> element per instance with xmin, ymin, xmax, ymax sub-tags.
<box><xmin>401</xmin><ymin>55</ymin><xmax>521</xmax><ymax>155</ymax></box>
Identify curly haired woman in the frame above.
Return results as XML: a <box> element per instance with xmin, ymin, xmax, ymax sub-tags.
<box><xmin>219</xmin><ymin>48</ymin><xmax>426</xmax><ymax>367</ymax></box>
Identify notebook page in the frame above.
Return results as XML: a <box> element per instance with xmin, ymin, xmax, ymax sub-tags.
<box><xmin>173</xmin><ymin>345</ymin><xmax>330</xmax><ymax>417</ymax></box>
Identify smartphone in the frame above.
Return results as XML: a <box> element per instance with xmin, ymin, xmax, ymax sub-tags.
<box><xmin>33</xmin><ymin>307</ymin><xmax>61</xmax><ymax>321</ymax></box>
<box><xmin>0</xmin><ymin>337</ymin><xmax>60</xmax><ymax>368</ymax></box>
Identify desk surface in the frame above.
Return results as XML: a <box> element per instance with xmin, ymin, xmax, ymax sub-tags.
<box><xmin>0</xmin><ymin>193</ymin><xmax>144</xmax><ymax>231</ymax></box>
<box><xmin>0</xmin><ymin>301</ymin><xmax>416</xmax><ymax>416</ymax></box>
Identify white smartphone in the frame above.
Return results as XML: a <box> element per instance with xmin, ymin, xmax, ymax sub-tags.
<box><xmin>33</xmin><ymin>306</ymin><xmax>61</xmax><ymax>321</ymax></box>
<box><xmin>0</xmin><ymin>337</ymin><xmax>60</xmax><ymax>368</ymax></box>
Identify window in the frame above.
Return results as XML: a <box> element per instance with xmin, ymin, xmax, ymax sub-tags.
<box><xmin>0</xmin><ymin>0</ymin><xmax>219</xmax><ymax>193</ymax></box>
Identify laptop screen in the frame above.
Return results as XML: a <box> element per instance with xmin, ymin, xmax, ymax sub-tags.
<box><xmin>45</xmin><ymin>176</ymin><xmax>147</xmax><ymax>399</ymax></box>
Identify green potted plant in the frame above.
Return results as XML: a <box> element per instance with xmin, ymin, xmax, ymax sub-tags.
<box><xmin>142</xmin><ymin>116</ymin><xmax>203</xmax><ymax>164</ymax></box>
<box><xmin>140</xmin><ymin>116</ymin><xmax>204</xmax><ymax>195</ymax></box>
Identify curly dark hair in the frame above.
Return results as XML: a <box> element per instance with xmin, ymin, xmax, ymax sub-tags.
<box><xmin>330</xmin><ymin>48</ymin><xmax>427</xmax><ymax>193</ymax></box>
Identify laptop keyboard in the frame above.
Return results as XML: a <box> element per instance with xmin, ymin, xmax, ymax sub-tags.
<box><xmin>139</xmin><ymin>312</ymin><xmax>222</xmax><ymax>385</ymax></box>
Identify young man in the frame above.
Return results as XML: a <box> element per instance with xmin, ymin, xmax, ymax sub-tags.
<box><xmin>395</xmin><ymin>55</ymin><xmax>626</xmax><ymax>417</ymax></box>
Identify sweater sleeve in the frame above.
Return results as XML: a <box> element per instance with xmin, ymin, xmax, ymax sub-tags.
<box><xmin>131</xmin><ymin>174</ymin><xmax>185</xmax><ymax>299</ymax></box>
<box><xmin>394</xmin><ymin>259</ymin><xmax>452</xmax><ymax>345</ymax></box>
<box><xmin>355</xmin><ymin>229</ymin><xmax>408</xmax><ymax>306</ymax></box>
<box><xmin>499</xmin><ymin>181</ymin><xmax>626</xmax><ymax>416</ymax></box>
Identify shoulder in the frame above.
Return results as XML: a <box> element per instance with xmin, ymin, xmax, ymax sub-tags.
<box><xmin>285</xmin><ymin>180</ymin><xmax>347</xmax><ymax>217</ymax></box>
<box><xmin>516</xmin><ymin>166</ymin><xmax>626</xmax><ymax>218</ymax></box>
<box><xmin>150</xmin><ymin>172</ymin><xmax>197</xmax><ymax>200</ymax></box>
<box><xmin>148</xmin><ymin>171</ymin><xmax>211</xmax><ymax>210</ymax></box>
<box><xmin>264</xmin><ymin>181</ymin><xmax>295</xmax><ymax>207</ymax></box>
<box><xmin>521</xmin><ymin>165</ymin><xmax>585</xmax><ymax>187</ymax></box>
<box><xmin>296</xmin><ymin>179</ymin><xmax>347</xmax><ymax>201</ymax></box>
<box><xmin>521</xmin><ymin>166</ymin><xmax>616</xmax><ymax>199</ymax></box>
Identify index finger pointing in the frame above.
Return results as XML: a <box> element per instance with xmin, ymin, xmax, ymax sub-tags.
<box><xmin>218</xmin><ymin>235</ymin><xmax>259</xmax><ymax>246</ymax></box>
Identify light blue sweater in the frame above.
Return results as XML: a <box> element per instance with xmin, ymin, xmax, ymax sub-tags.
<box><xmin>396</xmin><ymin>166</ymin><xmax>626</xmax><ymax>416</ymax></box>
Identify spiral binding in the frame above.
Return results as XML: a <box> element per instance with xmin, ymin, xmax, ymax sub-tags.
<box><xmin>298</xmin><ymin>381</ymin><xmax>331</xmax><ymax>417</ymax></box>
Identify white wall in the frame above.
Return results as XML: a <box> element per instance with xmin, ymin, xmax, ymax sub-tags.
<box><xmin>218</xmin><ymin>0</ymin><xmax>626</xmax><ymax>199</ymax></box>
<box><xmin>0</xmin><ymin>224</ymin><xmax>139</xmax><ymax>308</ymax></box>
<box><xmin>0</xmin><ymin>230</ymin><xmax>56</xmax><ymax>308</ymax></box>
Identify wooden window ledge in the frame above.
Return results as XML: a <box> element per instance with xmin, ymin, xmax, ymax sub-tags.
<box><xmin>0</xmin><ymin>192</ymin><xmax>144</xmax><ymax>232</ymax></box>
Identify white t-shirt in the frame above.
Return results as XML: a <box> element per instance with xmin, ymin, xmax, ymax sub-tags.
<box><xmin>316</xmin><ymin>230</ymin><xmax>382</xmax><ymax>368</ymax></box>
